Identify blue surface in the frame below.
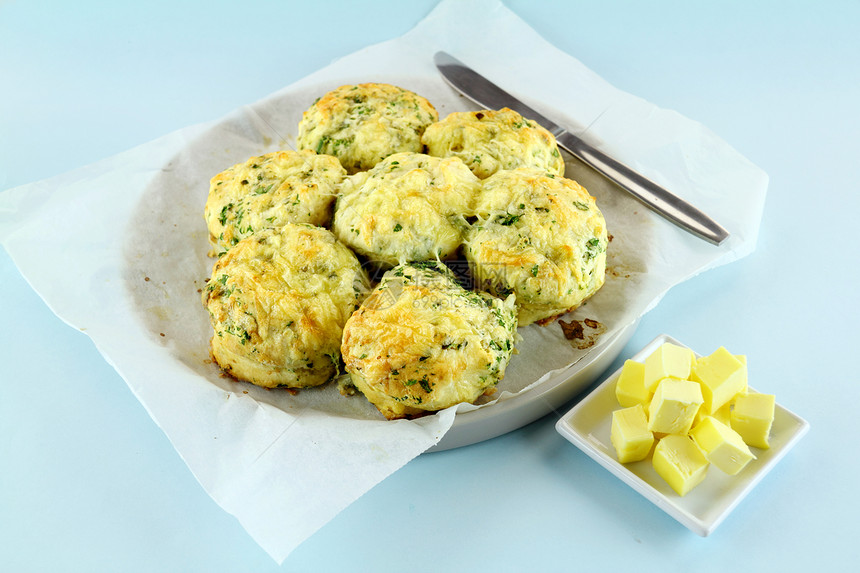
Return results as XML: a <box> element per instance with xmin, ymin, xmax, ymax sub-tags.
<box><xmin>2</xmin><ymin>1</ymin><xmax>858</xmax><ymax>570</ymax></box>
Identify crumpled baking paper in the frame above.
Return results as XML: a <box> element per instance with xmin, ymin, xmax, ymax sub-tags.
<box><xmin>0</xmin><ymin>0</ymin><xmax>767</xmax><ymax>563</ymax></box>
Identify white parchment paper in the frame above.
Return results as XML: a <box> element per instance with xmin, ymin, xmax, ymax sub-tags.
<box><xmin>0</xmin><ymin>0</ymin><xmax>767</xmax><ymax>562</ymax></box>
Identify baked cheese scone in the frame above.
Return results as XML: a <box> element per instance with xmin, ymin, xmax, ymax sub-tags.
<box><xmin>464</xmin><ymin>168</ymin><xmax>607</xmax><ymax>326</ymax></box>
<box><xmin>422</xmin><ymin>108</ymin><xmax>565</xmax><ymax>179</ymax></box>
<box><xmin>204</xmin><ymin>150</ymin><xmax>345</xmax><ymax>255</ymax></box>
<box><xmin>296</xmin><ymin>83</ymin><xmax>439</xmax><ymax>174</ymax></box>
<box><xmin>341</xmin><ymin>261</ymin><xmax>518</xmax><ymax>419</ymax></box>
<box><xmin>332</xmin><ymin>152</ymin><xmax>481</xmax><ymax>267</ymax></box>
<box><xmin>202</xmin><ymin>223</ymin><xmax>370</xmax><ymax>389</ymax></box>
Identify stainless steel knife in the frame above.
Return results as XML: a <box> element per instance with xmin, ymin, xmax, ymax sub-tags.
<box><xmin>434</xmin><ymin>51</ymin><xmax>729</xmax><ymax>246</ymax></box>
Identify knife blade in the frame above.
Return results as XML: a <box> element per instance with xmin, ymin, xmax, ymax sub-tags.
<box><xmin>434</xmin><ymin>51</ymin><xmax>729</xmax><ymax>246</ymax></box>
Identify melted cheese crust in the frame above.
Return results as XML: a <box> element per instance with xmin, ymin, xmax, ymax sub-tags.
<box><xmin>296</xmin><ymin>83</ymin><xmax>439</xmax><ymax>174</ymax></box>
<box><xmin>464</xmin><ymin>168</ymin><xmax>608</xmax><ymax>326</ymax></box>
<box><xmin>204</xmin><ymin>150</ymin><xmax>345</xmax><ymax>255</ymax></box>
<box><xmin>422</xmin><ymin>108</ymin><xmax>565</xmax><ymax>179</ymax></box>
<box><xmin>332</xmin><ymin>152</ymin><xmax>481</xmax><ymax>267</ymax></box>
<box><xmin>341</xmin><ymin>262</ymin><xmax>518</xmax><ymax>419</ymax></box>
<box><xmin>202</xmin><ymin>223</ymin><xmax>370</xmax><ymax>389</ymax></box>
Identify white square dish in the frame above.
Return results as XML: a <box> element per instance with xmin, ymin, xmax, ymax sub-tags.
<box><xmin>555</xmin><ymin>334</ymin><xmax>810</xmax><ymax>536</ymax></box>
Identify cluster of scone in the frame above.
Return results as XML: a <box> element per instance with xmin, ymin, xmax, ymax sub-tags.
<box><xmin>201</xmin><ymin>82</ymin><xmax>609</xmax><ymax>420</ymax></box>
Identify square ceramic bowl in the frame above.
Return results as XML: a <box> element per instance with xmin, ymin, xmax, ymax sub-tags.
<box><xmin>555</xmin><ymin>334</ymin><xmax>809</xmax><ymax>536</ymax></box>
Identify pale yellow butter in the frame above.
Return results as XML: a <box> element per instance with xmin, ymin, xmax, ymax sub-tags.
<box><xmin>731</xmin><ymin>392</ymin><xmax>775</xmax><ymax>449</ymax></box>
<box><xmin>694</xmin><ymin>399</ymin><xmax>731</xmax><ymax>428</ymax></box>
<box><xmin>647</xmin><ymin>378</ymin><xmax>703</xmax><ymax>435</ymax></box>
<box><xmin>652</xmin><ymin>434</ymin><xmax>710</xmax><ymax>496</ymax></box>
<box><xmin>735</xmin><ymin>354</ymin><xmax>749</xmax><ymax>393</ymax></box>
<box><xmin>615</xmin><ymin>360</ymin><xmax>650</xmax><ymax>409</ymax></box>
<box><xmin>643</xmin><ymin>343</ymin><xmax>695</xmax><ymax>392</ymax></box>
<box><xmin>608</xmin><ymin>342</ymin><xmax>776</xmax><ymax>497</ymax></box>
<box><xmin>691</xmin><ymin>347</ymin><xmax>747</xmax><ymax>414</ymax></box>
<box><xmin>690</xmin><ymin>416</ymin><xmax>756</xmax><ymax>475</ymax></box>
<box><xmin>610</xmin><ymin>404</ymin><xmax>654</xmax><ymax>463</ymax></box>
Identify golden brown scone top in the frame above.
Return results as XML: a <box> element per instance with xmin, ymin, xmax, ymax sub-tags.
<box><xmin>422</xmin><ymin>107</ymin><xmax>565</xmax><ymax>179</ymax></box>
<box><xmin>341</xmin><ymin>261</ymin><xmax>518</xmax><ymax>419</ymax></box>
<box><xmin>464</xmin><ymin>168</ymin><xmax>608</xmax><ymax>326</ymax></box>
<box><xmin>202</xmin><ymin>223</ymin><xmax>370</xmax><ymax>389</ymax></box>
<box><xmin>204</xmin><ymin>150</ymin><xmax>345</xmax><ymax>255</ymax></box>
<box><xmin>332</xmin><ymin>152</ymin><xmax>481</xmax><ymax>268</ymax></box>
<box><xmin>297</xmin><ymin>83</ymin><xmax>439</xmax><ymax>174</ymax></box>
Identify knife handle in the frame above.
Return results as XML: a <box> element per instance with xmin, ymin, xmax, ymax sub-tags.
<box><xmin>556</xmin><ymin>132</ymin><xmax>729</xmax><ymax>246</ymax></box>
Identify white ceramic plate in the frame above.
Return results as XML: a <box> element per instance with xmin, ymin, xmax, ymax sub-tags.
<box><xmin>555</xmin><ymin>333</ymin><xmax>810</xmax><ymax>536</ymax></box>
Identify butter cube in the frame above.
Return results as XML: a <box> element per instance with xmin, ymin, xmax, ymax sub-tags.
<box><xmin>610</xmin><ymin>404</ymin><xmax>654</xmax><ymax>463</ymax></box>
<box><xmin>647</xmin><ymin>378</ymin><xmax>703</xmax><ymax>435</ymax></box>
<box><xmin>691</xmin><ymin>347</ymin><xmax>747</xmax><ymax>414</ymax></box>
<box><xmin>615</xmin><ymin>360</ymin><xmax>650</xmax><ymax>409</ymax></box>
<box><xmin>735</xmin><ymin>355</ymin><xmax>749</xmax><ymax>393</ymax></box>
<box><xmin>652</xmin><ymin>435</ymin><xmax>710</xmax><ymax>496</ymax></box>
<box><xmin>694</xmin><ymin>399</ymin><xmax>732</xmax><ymax>428</ymax></box>
<box><xmin>690</xmin><ymin>416</ymin><xmax>756</xmax><ymax>475</ymax></box>
<box><xmin>644</xmin><ymin>343</ymin><xmax>695</xmax><ymax>392</ymax></box>
<box><xmin>731</xmin><ymin>392</ymin><xmax>775</xmax><ymax>449</ymax></box>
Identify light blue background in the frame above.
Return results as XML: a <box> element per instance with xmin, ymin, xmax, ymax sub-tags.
<box><xmin>2</xmin><ymin>1</ymin><xmax>858</xmax><ymax>570</ymax></box>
